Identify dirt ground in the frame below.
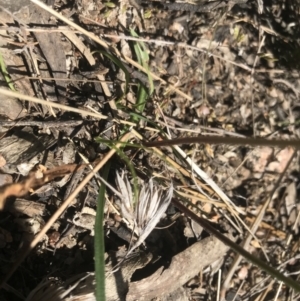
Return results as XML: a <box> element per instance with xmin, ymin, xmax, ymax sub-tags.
<box><xmin>0</xmin><ymin>0</ymin><xmax>300</xmax><ymax>300</ymax></box>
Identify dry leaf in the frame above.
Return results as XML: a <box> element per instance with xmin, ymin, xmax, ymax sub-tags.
<box><xmin>0</xmin><ymin>154</ymin><xmax>6</xmax><ymax>168</ymax></box>
<box><xmin>251</xmin><ymin>239</ymin><xmax>261</xmax><ymax>249</ymax></box>
<box><xmin>14</xmin><ymin>217</ymin><xmax>42</xmax><ymax>234</ymax></box>
<box><xmin>237</xmin><ymin>265</ymin><xmax>248</xmax><ymax>280</ymax></box>
<box><xmin>205</xmin><ymin>144</ymin><xmax>214</xmax><ymax>158</ymax></box>
<box><xmin>248</xmin><ymin>147</ymin><xmax>273</xmax><ymax>173</ymax></box>
<box><xmin>267</xmin><ymin>147</ymin><xmax>294</xmax><ymax>173</ymax></box>
<box><xmin>285</xmin><ymin>182</ymin><xmax>296</xmax><ymax>216</ymax></box>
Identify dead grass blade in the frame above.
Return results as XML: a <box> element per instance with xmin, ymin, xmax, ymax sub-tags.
<box><xmin>0</xmin><ymin>88</ymin><xmax>108</xmax><ymax>119</ymax></box>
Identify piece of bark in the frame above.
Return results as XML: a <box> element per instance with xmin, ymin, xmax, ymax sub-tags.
<box><xmin>28</xmin><ymin>4</ymin><xmax>67</xmax><ymax>101</ymax></box>
<box><xmin>26</xmin><ymin>236</ymin><xmax>228</xmax><ymax>301</ymax></box>
<box><xmin>127</xmin><ymin>236</ymin><xmax>229</xmax><ymax>300</ymax></box>
<box><xmin>8</xmin><ymin>198</ymin><xmax>46</xmax><ymax>217</ymax></box>
<box><xmin>159</xmin><ymin>287</ymin><xmax>190</xmax><ymax>301</ymax></box>
<box><xmin>0</xmin><ymin>85</ymin><xmax>25</xmax><ymax>120</ymax></box>
<box><xmin>105</xmin><ymin>251</ymin><xmax>153</xmax><ymax>301</ymax></box>
<box><xmin>8</xmin><ymin>1</ymin><xmax>67</xmax><ymax>101</ymax></box>
<box><xmin>0</xmin><ymin>45</ymin><xmax>30</xmax><ymax>119</ymax></box>
<box><xmin>0</xmin><ymin>127</ymin><xmax>56</xmax><ymax>173</ymax></box>
<box><xmin>25</xmin><ymin>250</ymin><xmax>153</xmax><ymax>301</ymax></box>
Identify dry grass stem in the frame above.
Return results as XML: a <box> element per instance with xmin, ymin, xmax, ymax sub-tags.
<box><xmin>101</xmin><ymin>34</ymin><xmax>253</xmax><ymax>72</ymax></box>
<box><xmin>0</xmin><ymin>88</ymin><xmax>108</xmax><ymax>119</ymax></box>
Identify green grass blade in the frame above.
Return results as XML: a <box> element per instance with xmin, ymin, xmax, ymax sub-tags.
<box><xmin>0</xmin><ymin>50</ymin><xmax>16</xmax><ymax>91</ymax></box>
<box><xmin>128</xmin><ymin>28</ymin><xmax>154</xmax><ymax>123</ymax></box>
<box><xmin>131</xmin><ymin>33</ymin><xmax>148</xmax><ymax>121</ymax></box>
<box><xmin>135</xmin><ymin>84</ymin><xmax>148</xmax><ymax>119</ymax></box>
<box><xmin>130</xmin><ymin>28</ymin><xmax>154</xmax><ymax>96</ymax></box>
<box><xmin>114</xmin><ymin>147</ymin><xmax>139</xmax><ymax>205</ymax></box>
<box><xmin>94</xmin><ymin>163</ymin><xmax>110</xmax><ymax>301</ymax></box>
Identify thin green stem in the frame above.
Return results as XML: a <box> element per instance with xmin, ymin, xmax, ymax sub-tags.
<box><xmin>95</xmin><ymin>163</ymin><xmax>110</xmax><ymax>301</ymax></box>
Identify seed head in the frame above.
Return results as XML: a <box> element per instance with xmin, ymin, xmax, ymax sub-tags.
<box><xmin>116</xmin><ymin>172</ymin><xmax>173</xmax><ymax>254</ymax></box>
